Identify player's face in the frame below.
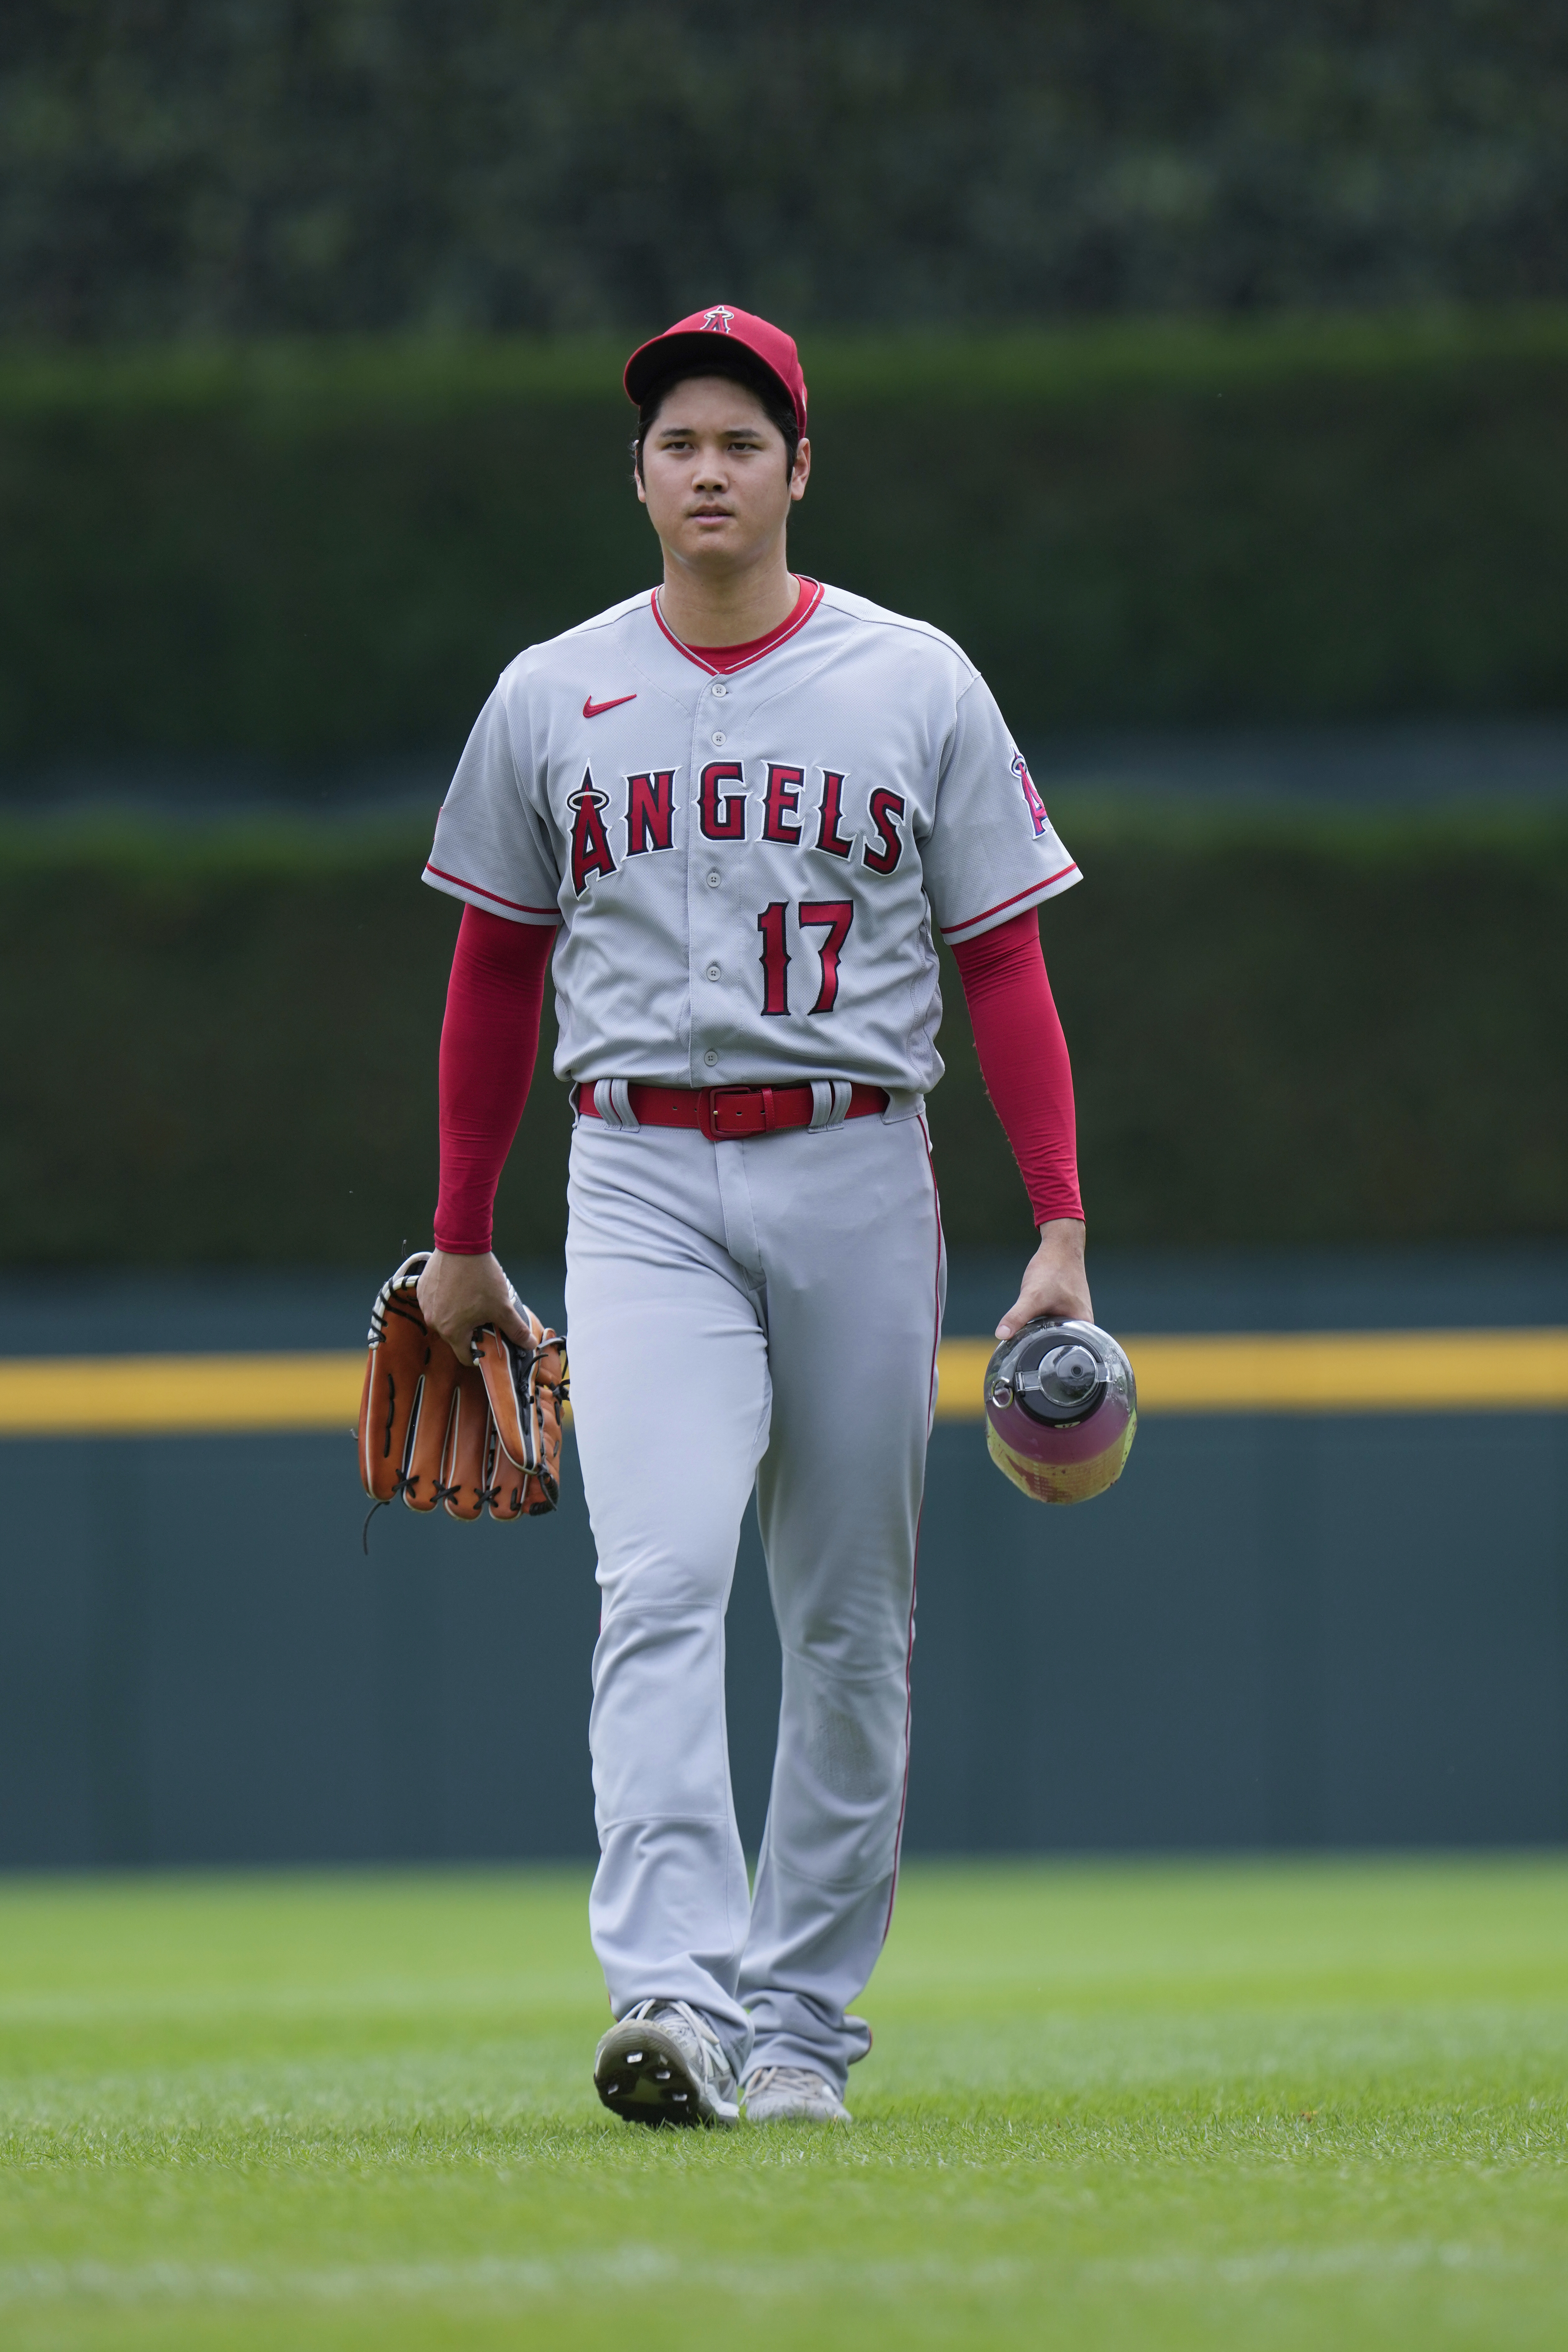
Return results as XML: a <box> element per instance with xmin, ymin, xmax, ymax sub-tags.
<box><xmin>636</xmin><ymin>377</ymin><xmax>810</xmax><ymax>574</ymax></box>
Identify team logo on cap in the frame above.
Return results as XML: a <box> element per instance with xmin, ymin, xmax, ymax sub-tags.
<box><xmin>701</xmin><ymin>306</ymin><xmax>737</xmax><ymax>334</ymax></box>
<box><xmin>1012</xmin><ymin>750</ymin><xmax>1049</xmax><ymax>838</ymax></box>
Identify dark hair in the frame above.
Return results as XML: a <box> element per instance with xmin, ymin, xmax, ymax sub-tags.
<box><xmin>633</xmin><ymin>350</ymin><xmax>800</xmax><ymax>482</ymax></box>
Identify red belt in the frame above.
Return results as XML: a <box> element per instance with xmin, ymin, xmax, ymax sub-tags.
<box><xmin>576</xmin><ymin>1080</ymin><xmax>888</xmax><ymax>1141</ymax></box>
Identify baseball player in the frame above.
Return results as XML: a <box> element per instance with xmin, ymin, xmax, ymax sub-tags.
<box><xmin>416</xmin><ymin>307</ymin><xmax>1089</xmax><ymax>2126</ymax></box>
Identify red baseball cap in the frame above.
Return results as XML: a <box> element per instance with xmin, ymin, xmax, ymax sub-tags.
<box><xmin>624</xmin><ymin>306</ymin><xmax>808</xmax><ymax>438</ymax></box>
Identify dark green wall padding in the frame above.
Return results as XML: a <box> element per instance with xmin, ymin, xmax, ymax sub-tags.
<box><xmin>5</xmin><ymin>805</ymin><xmax>1562</xmax><ymax>1264</ymax></box>
<box><xmin>5</xmin><ymin>312</ymin><xmax>1568</xmax><ymax>767</ymax></box>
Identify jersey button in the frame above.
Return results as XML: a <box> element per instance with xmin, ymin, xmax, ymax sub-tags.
<box><xmin>705</xmin><ymin>870</ymin><xmax>721</xmax><ymax>888</ymax></box>
<box><xmin>703</xmin><ymin>1049</ymin><xmax>719</xmax><ymax>1067</ymax></box>
<box><xmin>705</xmin><ymin>963</ymin><xmax>721</xmax><ymax>981</ymax></box>
<box><xmin>711</xmin><ymin>731</ymin><xmax>726</xmax><ymax>746</ymax></box>
<box><xmin>711</xmin><ymin>682</ymin><xmax>728</xmax><ymax>698</ymax></box>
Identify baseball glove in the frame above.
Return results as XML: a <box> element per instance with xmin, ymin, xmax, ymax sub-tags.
<box><xmin>357</xmin><ymin>1251</ymin><xmax>568</xmax><ymax>1527</ymax></box>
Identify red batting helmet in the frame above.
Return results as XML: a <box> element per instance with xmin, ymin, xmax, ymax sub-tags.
<box><xmin>624</xmin><ymin>306</ymin><xmax>809</xmax><ymax>438</ymax></box>
<box><xmin>983</xmin><ymin>1317</ymin><xmax>1138</xmax><ymax>1505</ymax></box>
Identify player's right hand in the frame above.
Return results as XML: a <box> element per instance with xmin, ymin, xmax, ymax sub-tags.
<box><xmin>417</xmin><ymin>1249</ymin><xmax>536</xmax><ymax>1364</ymax></box>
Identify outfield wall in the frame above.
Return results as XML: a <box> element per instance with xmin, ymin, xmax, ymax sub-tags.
<box><xmin>2</xmin><ymin>1248</ymin><xmax>1565</xmax><ymax>1867</ymax></box>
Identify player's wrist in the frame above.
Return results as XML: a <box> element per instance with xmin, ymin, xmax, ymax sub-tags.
<box><xmin>1036</xmin><ymin>1215</ymin><xmax>1086</xmax><ymax>1246</ymax></box>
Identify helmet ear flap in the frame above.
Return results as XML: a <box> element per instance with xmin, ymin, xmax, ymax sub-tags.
<box><xmin>983</xmin><ymin>1317</ymin><xmax>1138</xmax><ymax>1505</ymax></box>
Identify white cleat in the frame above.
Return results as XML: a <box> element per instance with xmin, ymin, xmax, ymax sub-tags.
<box><xmin>594</xmin><ymin>1998</ymin><xmax>741</xmax><ymax>2129</ymax></box>
<box><xmin>742</xmin><ymin>2064</ymin><xmax>853</xmax><ymax>2124</ymax></box>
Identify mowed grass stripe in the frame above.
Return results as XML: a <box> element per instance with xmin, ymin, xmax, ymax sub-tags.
<box><xmin>0</xmin><ymin>2239</ymin><xmax>1535</xmax><ymax>2310</ymax></box>
<box><xmin>1</xmin><ymin>1328</ymin><xmax>1565</xmax><ymax>1435</ymax></box>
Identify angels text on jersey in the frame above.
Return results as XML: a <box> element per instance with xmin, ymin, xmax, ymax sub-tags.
<box><xmin>568</xmin><ymin>755</ymin><xmax>907</xmax><ymax>1019</ymax></box>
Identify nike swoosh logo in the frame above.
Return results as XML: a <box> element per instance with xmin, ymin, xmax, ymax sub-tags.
<box><xmin>583</xmin><ymin>693</ymin><xmax>637</xmax><ymax>719</ymax></box>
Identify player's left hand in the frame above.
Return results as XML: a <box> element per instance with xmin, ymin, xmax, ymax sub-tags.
<box><xmin>996</xmin><ymin>1218</ymin><xmax>1091</xmax><ymax>1340</ymax></box>
<box><xmin>417</xmin><ymin>1248</ymin><xmax>537</xmax><ymax>1363</ymax></box>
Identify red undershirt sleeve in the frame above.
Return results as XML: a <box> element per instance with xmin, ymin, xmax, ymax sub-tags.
<box><xmin>950</xmin><ymin>908</ymin><xmax>1084</xmax><ymax>1228</ymax></box>
<box><xmin>433</xmin><ymin>905</ymin><xmax>554</xmax><ymax>1255</ymax></box>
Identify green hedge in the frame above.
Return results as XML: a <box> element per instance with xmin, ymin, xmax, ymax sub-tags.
<box><xmin>4</xmin><ymin>312</ymin><xmax>1568</xmax><ymax>767</ymax></box>
<box><xmin>2</xmin><ymin>806</ymin><xmax>1562</xmax><ymax>1264</ymax></box>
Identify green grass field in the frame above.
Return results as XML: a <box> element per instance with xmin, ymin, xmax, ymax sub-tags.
<box><xmin>0</xmin><ymin>1860</ymin><xmax>1564</xmax><ymax>2350</ymax></box>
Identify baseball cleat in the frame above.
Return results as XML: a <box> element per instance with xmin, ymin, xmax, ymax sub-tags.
<box><xmin>594</xmin><ymin>1998</ymin><xmax>740</xmax><ymax>2128</ymax></box>
<box><xmin>742</xmin><ymin>2064</ymin><xmax>852</xmax><ymax>2124</ymax></box>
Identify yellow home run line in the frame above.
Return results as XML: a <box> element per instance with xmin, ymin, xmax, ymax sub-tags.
<box><xmin>933</xmin><ymin>1328</ymin><xmax>1568</xmax><ymax>1419</ymax></box>
<box><xmin>0</xmin><ymin>1329</ymin><xmax>1564</xmax><ymax>1438</ymax></box>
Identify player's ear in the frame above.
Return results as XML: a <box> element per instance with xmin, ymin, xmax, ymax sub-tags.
<box><xmin>790</xmin><ymin>436</ymin><xmax>811</xmax><ymax>502</ymax></box>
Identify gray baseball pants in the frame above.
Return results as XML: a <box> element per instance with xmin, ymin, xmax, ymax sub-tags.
<box><xmin>564</xmin><ymin>1104</ymin><xmax>945</xmax><ymax>2094</ymax></box>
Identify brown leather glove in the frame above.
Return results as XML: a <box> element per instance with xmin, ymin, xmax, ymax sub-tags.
<box><xmin>357</xmin><ymin>1252</ymin><xmax>568</xmax><ymax>1525</ymax></box>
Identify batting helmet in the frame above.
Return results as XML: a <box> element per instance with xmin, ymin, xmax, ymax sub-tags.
<box><xmin>983</xmin><ymin>1317</ymin><xmax>1137</xmax><ymax>1505</ymax></box>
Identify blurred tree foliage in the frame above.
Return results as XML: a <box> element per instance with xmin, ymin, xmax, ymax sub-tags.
<box><xmin>0</xmin><ymin>808</ymin><xmax>1561</xmax><ymax>1261</ymax></box>
<box><xmin>5</xmin><ymin>2</ymin><xmax>1568</xmax><ymax>340</ymax></box>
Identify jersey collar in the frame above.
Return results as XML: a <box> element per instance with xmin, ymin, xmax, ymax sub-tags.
<box><xmin>650</xmin><ymin>577</ymin><xmax>824</xmax><ymax>677</ymax></box>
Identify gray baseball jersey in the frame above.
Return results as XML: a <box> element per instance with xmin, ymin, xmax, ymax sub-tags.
<box><xmin>423</xmin><ymin>578</ymin><xmax>1079</xmax><ymax>1099</ymax></box>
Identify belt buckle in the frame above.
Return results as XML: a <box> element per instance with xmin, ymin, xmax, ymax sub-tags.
<box><xmin>701</xmin><ymin>1086</ymin><xmax>772</xmax><ymax>1140</ymax></box>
